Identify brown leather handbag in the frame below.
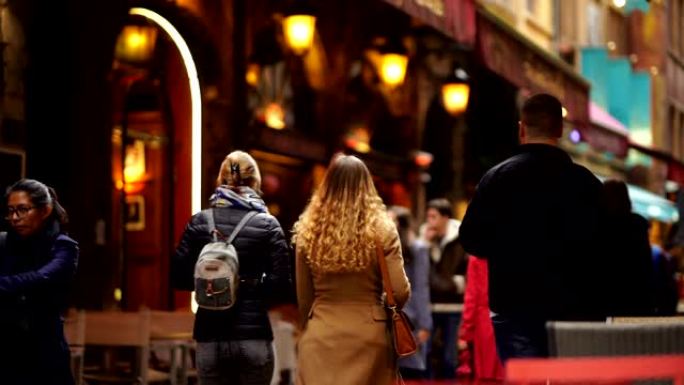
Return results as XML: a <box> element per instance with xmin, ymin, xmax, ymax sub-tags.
<box><xmin>376</xmin><ymin>242</ymin><xmax>418</xmax><ymax>358</ymax></box>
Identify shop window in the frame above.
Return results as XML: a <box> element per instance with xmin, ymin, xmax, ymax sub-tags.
<box><xmin>670</xmin><ymin>0</ymin><xmax>678</xmax><ymax>55</ymax></box>
<box><xmin>491</xmin><ymin>0</ymin><xmax>514</xmax><ymax>10</ymax></box>
<box><xmin>680</xmin><ymin>0</ymin><xmax>684</xmax><ymax>57</ymax></box>
<box><xmin>586</xmin><ymin>1</ymin><xmax>604</xmax><ymax>47</ymax></box>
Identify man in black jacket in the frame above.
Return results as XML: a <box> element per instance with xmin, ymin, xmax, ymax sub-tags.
<box><xmin>459</xmin><ymin>94</ymin><xmax>605</xmax><ymax>363</ymax></box>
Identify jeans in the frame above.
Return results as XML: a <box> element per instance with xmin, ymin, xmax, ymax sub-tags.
<box><xmin>427</xmin><ymin>312</ymin><xmax>461</xmax><ymax>379</ymax></box>
<box><xmin>197</xmin><ymin>339</ymin><xmax>274</xmax><ymax>385</ymax></box>
<box><xmin>491</xmin><ymin>314</ymin><xmax>548</xmax><ymax>364</ymax></box>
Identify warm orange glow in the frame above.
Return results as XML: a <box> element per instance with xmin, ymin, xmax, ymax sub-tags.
<box><xmin>264</xmin><ymin>103</ymin><xmax>286</xmax><ymax>130</ymax></box>
<box><xmin>115</xmin><ymin>25</ymin><xmax>157</xmax><ymax>63</ymax></box>
<box><xmin>379</xmin><ymin>53</ymin><xmax>408</xmax><ymax>87</ymax></box>
<box><xmin>562</xmin><ymin>107</ymin><xmax>568</xmax><ymax>118</ymax></box>
<box><xmin>246</xmin><ymin>63</ymin><xmax>260</xmax><ymax>87</ymax></box>
<box><xmin>283</xmin><ymin>15</ymin><xmax>316</xmax><ymax>55</ymax></box>
<box><xmin>413</xmin><ymin>151</ymin><xmax>434</xmax><ymax>168</ymax></box>
<box><xmin>345</xmin><ymin>126</ymin><xmax>371</xmax><ymax>153</ymax></box>
<box><xmin>124</xmin><ymin>140</ymin><xmax>146</xmax><ymax>184</ymax></box>
<box><xmin>442</xmin><ymin>83</ymin><xmax>470</xmax><ymax>115</ymax></box>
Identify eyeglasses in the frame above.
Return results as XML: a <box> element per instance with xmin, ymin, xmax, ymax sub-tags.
<box><xmin>5</xmin><ymin>205</ymin><xmax>35</xmax><ymax>219</ymax></box>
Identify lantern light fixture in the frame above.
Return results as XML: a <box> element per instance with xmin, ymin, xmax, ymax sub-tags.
<box><xmin>378</xmin><ymin>37</ymin><xmax>409</xmax><ymax>88</ymax></box>
<box><xmin>114</xmin><ymin>24</ymin><xmax>158</xmax><ymax>63</ymax></box>
<box><xmin>283</xmin><ymin>1</ymin><xmax>317</xmax><ymax>55</ymax></box>
<box><xmin>441</xmin><ymin>66</ymin><xmax>470</xmax><ymax>116</ymax></box>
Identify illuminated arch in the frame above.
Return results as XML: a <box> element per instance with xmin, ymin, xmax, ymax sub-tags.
<box><xmin>130</xmin><ymin>7</ymin><xmax>202</xmax><ymax>215</ymax></box>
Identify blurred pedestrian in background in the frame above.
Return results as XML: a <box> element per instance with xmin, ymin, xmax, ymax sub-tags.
<box><xmin>389</xmin><ymin>205</ymin><xmax>432</xmax><ymax>379</ymax></box>
<box><xmin>0</xmin><ymin>179</ymin><xmax>78</xmax><ymax>385</ymax></box>
<box><xmin>420</xmin><ymin>198</ymin><xmax>467</xmax><ymax>379</ymax></box>
<box><xmin>651</xmin><ymin>243</ymin><xmax>679</xmax><ymax>316</ymax></box>
<box><xmin>460</xmin><ymin>94</ymin><xmax>606</xmax><ymax>363</ymax></box>
<box><xmin>171</xmin><ymin>150</ymin><xmax>292</xmax><ymax>385</ymax></box>
<box><xmin>457</xmin><ymin>255</ymin><xmax>503</xmax><ymax>381</ymax></box>
<box><xmin>601</xmin><ymin>179</ymin><xmax>654</xmax><ymax>316</ymax></box>
<box><xmin>293</xmin><ymin>155</ymin><xmax>410</xmax><ymax>385</ymax></box>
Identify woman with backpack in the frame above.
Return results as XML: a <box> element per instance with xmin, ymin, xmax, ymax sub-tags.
<box><xmin>293</xmin><ymin>154</ymin><xmax>411</xmax><ymax>385</ymax></box>
<box><xmin>0</xmin><ymin>179</ymin><xmax>78</xmax><ymax>385</ymax></box>
<box><xmin>172</xmin><ymin>150</ymin><xmax>292</xmax><ymax>385</ymax></box>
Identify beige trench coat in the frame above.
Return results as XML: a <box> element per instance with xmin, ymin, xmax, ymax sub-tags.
<box><xmin>295</xmin><ymin>231</ymin><xmax>411</xmax><ymax>385</ymax></box>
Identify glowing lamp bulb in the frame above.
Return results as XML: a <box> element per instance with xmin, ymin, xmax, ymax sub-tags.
<box><xmin>379</xmin><ymin>53</ymin><xmax>408</xmax><ymax>87</ymax></box>
<box><xmin>569</xmin><ymin>129</ymin><xmax>581</xmax><ymax>143</ymax></box>
<box><xmin>283</xmin><ymin>14</ymin><xmax>316</xmax><ymax>55</ymax></box>
<box><xmin>441</xmin><ymin>83</ymin><xmax>470</xmax><ymax>116</ymax></box>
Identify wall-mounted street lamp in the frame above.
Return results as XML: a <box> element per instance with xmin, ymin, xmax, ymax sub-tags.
<box><xmin>114</xmin><ymin>24</ymin><xmax>158</xmax><ymax>63</ymax></box>
<box><xmin>378</xmin><ymin>38</ymin><xmax>408</xmax><ymax>88</ymax></box>
<box><xmin>441</xmin><ymin>67</ymin><xmax>470</xmax><ymax>116</ymax></box>
<box><xmin>283</xmin><ymin>2</ymin><xmax>316</xmax><ymax>55</ymax></box>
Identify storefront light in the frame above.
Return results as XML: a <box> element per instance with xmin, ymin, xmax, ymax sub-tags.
<box><xmin>569</xmin><ymin>129</ymin><xmax>581</xmax><ymax>143</ymax></box>
<box><xmin>613</xmin><ymin>0</ymin><xmax>626</xmax><ymax>8</ymax></box>
<box><xmin>441</xmin><ymin>67</ymin><xmax>470</xmax><ymax>116</ymax></box>
<box><xmin>264</xmin><ymin>103</ymin><xmax>286</xmax><ymax>130</ymax></box>
<box><xmin>413</xmin><ymin>151</ymin><xmax>434</xmax><ymax>168</ymax></box>
<box><xmin>380</xmin><ymin>53</ymin><xmax>409</xmax><ymax>88</ymax></box>
<box><xmin>246</xmin><ymin>63</ymin><xmax>260</xmax><ymax>87</ymax></box>
<box><xmin>345</xmin><ymin>126</ymin><xmax>371</xmax><ymax>153</ymax></box>
<box><xmin>115</xmin><ymin>24</ymin><xmax>157</xmax><ymax>63</ymax></box>
<box><xmin>283</xmin><ymin>3</ymin><xmax>316</xmax><ymax>55</ymax></box>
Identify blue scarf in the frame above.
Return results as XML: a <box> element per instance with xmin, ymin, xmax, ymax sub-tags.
<box><xmin>209</xmin><ymin>186</ymin><xmax>268</xmax><ymax>213</ymax></box>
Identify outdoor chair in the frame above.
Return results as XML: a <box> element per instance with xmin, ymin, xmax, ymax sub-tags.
<box><xmin>547</xmin><ymin>320</ymin><xmax>684</xmax><ymax>357</ymax></box>
<box><xmin>82</xmin><ymin>309</ymin><xmax>170</xmax><ymax>385</ymax></box>
<box><xmin>65</xmin><ymin>309</ymin><xmax>86</xmax><ymax>385</ymax></box>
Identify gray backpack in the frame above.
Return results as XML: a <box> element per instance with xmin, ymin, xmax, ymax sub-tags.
<box><xmin>194</xmin><ymin>210</ymin><xmax>258</xmax><ymax>310</ymax></box>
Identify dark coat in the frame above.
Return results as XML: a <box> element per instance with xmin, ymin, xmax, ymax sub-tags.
<box><xmin>460</xmin><ymin>144</ymin><xmax>605</xmax><ymax>320</ymax></box>
<box><xmin>0</xmin><ymin>221</ymin><xmax>79</xmax><ymax>385</ymax></box>
<box><xmin>171</xmin><ymin>188</ymin><xmax>292</xmax><ymax>342</ymax></box>
<box><xmin>603</xmin><ymin>212</ymin><xmax>654</xmax><ymax>316</ymax></box>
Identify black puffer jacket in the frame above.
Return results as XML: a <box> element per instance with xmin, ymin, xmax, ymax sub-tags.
<box><xmin>171</xmin><ymin>187</ymin><xmax>292</xmax><ymax>342</ymax></box>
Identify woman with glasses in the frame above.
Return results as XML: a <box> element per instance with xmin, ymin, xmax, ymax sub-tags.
<box><xmin>0</xmin><ymin>179</ymin><xmax>78</xmax><ymax>385</ymax></box>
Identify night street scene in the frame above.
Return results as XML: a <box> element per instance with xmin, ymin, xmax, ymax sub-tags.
<box><xmin>0</xmin><ymin>0</ymin><xmax>683</xmax><ymax>384</ymax></box>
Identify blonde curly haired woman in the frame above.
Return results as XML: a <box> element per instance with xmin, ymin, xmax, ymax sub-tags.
<box><xmin>293</xmin><ymin>154</ymin><xmax>410</xmax><ymax>385</ymax></box>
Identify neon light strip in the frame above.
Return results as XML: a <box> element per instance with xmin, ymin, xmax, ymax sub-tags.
<box><xmin>130</xmin><ymin>7</ymin><xmax>202</xmax><ymax>215</ymax></box>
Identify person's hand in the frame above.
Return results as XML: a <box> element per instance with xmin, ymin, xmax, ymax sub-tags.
<box><xmin>457</xmin><ymin>339</ymin><xmax>469</xmax><ymax>351</ymax></box>
<box><xmin>417</xmin><ymin>329</ymin><xmax>430</xmax><ymax>344</ymax></box>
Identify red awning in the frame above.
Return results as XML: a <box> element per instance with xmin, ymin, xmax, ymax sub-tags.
<box><xmin>382</xmin><ymin>0</ymin><xmax>476</xmax><ymax>47</ymax></box>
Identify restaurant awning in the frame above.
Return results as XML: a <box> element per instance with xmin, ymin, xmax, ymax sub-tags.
<box><xmin>382</xmin><ymin>0</ymin><xmax>476</xmax><ymax>47</ymax></box>
<box><xmin>582</xmin><ymin>102</ymin><xmax>630</xmax><ymax>158</ymax></box>
<box><xmin>476</xmin><ymin>8</ymin><xmax>591</xmax><ymax>130</ymax></box>
<box><xmin>597</xmin><ymin>176</ymin><xmax>679</xmax><ymax>223</ymax></box>
<box><xmin>626</xmin><ymin>182</ymin><xmax>679</xmax><ymax>223</ymax></box>
<box><xmin>630</xmin><ymin>142</ymin><xmax>684</xmax><ymax>187</ymax></box>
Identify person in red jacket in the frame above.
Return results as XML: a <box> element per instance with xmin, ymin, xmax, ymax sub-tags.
<box><xmin>457</xmin><ymin>256</ymin><xmax>504</xmax><ymax>381</ymax></box>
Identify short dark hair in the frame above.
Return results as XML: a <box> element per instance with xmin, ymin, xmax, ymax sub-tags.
<box><xmin>602</xmin><ymin>179</ymin><xmax>631</xmax><ymax>215</ymax></box>
<box><xmin>521</xmin><ymin>93</ymin><xmax>563</xmax><ymax>138</ymax></box>
<box><xmin>427</xmin><ymin>198</ymin><xmax>452</xmax><ymax>218</ymax></box>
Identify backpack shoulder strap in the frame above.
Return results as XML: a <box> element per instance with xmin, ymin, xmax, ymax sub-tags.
<box><xmin>202</xmin><ymin>209</ymin><xmax>218</xmax><ymax>242</ymax></box>
<box><xmin>226</xmin><ymin>211</ymin><xmax>259</xmax><ymax>245</ymax></box>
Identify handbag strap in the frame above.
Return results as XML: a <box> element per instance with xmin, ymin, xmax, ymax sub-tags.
<box><xmin>375</xmin><ymin>241</ymin><xmax>398</xmax><ymax>310</ymax></box>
